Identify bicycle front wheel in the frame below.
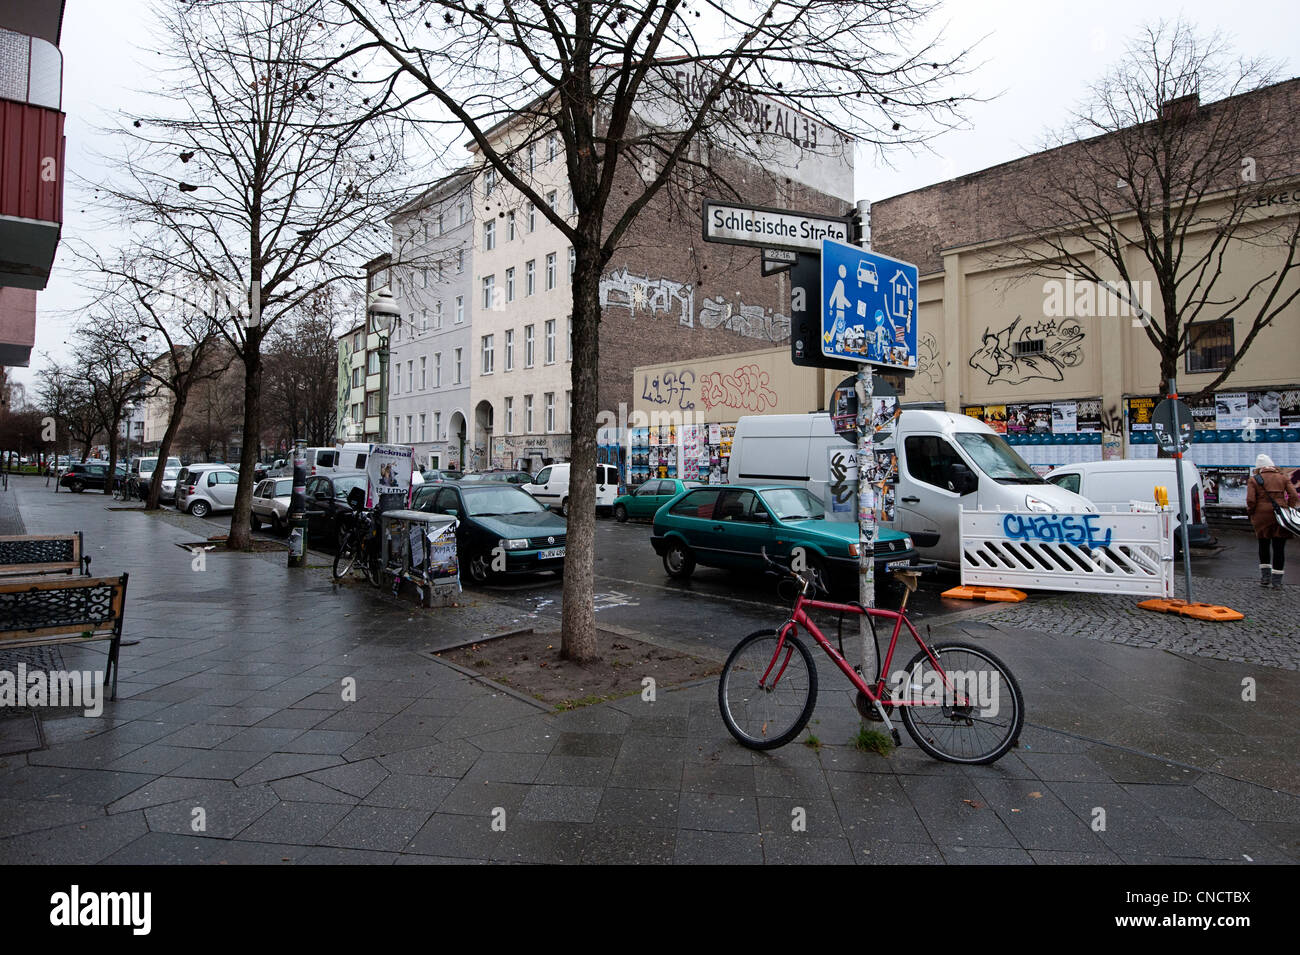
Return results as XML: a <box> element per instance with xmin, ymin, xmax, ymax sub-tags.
<box><xmin>718</xmin><ymin>629</ymin><xmax>818</xmax><ymax>750</ymax></box>
<box><xmin>897</xmin><ymin>642</ymin><xmax>1024</xmax><ymax>765</ymax></box>
<box><xmin>333</xmin><ymin>535</ymin><xmax>358</xmax><ymax>578</ymax></box>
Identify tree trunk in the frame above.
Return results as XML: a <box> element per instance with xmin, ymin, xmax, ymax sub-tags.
<box><xmin>147</xmin><ymin>392</ymin><xmax>188</xmax><ymax>510</ymax></box>
<box><xmin>560</xmin><ymin>248</ymin><xmax>602</xmax><ymax>663</ymax></box>
<box><xmin>104</xmin><ymin>427</ymin><xmax>119</xmax><ymax>496</ymax></box>
<box><xmin>227</xmin><ymin>329</ymin><xmax>261</xmax><ymax>550</ymax></box>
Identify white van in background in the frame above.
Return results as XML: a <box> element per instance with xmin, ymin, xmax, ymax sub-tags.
<box><xmin>1045</xmin><ymin>459</ymin><xmax>1212</xmax><ymax>550</ymax></box>
<box><xmin>523</xmin><ymin>463</ymin><xmax>619</xmax><ymax>516</ymax></box>
<box><xmin>728</xmin><ymin>410</ymin><xmax>1095</xmax><ymax>566</ymax></box>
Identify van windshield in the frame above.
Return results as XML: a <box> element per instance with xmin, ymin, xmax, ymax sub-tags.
<box><xmin>954</xmin><ymin>433</ymin><xmax>1043</xmax><ymax>484</ymax></box>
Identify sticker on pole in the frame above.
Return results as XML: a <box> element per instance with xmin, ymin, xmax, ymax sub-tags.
<box><xmin>820</xmin><ymin>238</ymin><xmax>918</xmax><ymax>371</ymax></box>
<box><xmin>1151</xmin><ymin>398</ymin><xmax>1194</xmax><ymax>455</ymax></box>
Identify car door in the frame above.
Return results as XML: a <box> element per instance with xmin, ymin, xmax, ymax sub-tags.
<box><xmin>896</xmin><ymin>434</ymin><xmax>967</xmax><ymax>558</ymax></box>
<box><xmin>627</xmin><ymin>480</ymin><xmax>663</xmax><ymax>518</ymax></box>
<box><xmin>706</xmin><ymin>488</ymin><xmax>771</xmax><ymax>567</ymax></box>
<box><xmin>87</xmin><ymin>464</ymin><xmax>108</xmax><ymax>489</ymax></box>
<box><xmin>305</xmin><ymin>477</ymin><xmax>333</xmax><ymax>536</ymax></box>
<box><xmin>209</xmin><ymin>470</ymin><xmax>239</xmax><ymax>507</ymax></box>
<box><xmin>527</xmin><ymin>466</ymin><xmax>555</xmax><ymax>505</ymax></box>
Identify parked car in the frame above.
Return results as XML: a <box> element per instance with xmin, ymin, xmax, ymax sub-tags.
<box><xmin>1044</xmin><ymin>459</ymin><xmax>1212</xmax><ymax>550</ymax></box>
<box><xmin>651</xmin><ymin>483</ymin><xmax>918</xmax><ymax>596</ymax></box>
<box><xmin>421</xmin><ymin>468</ymin><xmax>464</xmax><ymax>484</ymax></box>
<box><xmin>129</xmin><ymin>455</ymin><xmax>182</xmax><ymax>493</ymax></box>
<box><xmin>59</xmin><ymin>462</ymin><xmax>126</xmax><ymax>493</ymax></box>
<box><xmin>251</xmin><ymin>477</ymin><xmax>294</xmax><ymax>534</ymax></box>
<box><xmin>522</xmin><ymin>462</ymin><xmax>619</xmax><ymax>516</ymax></box>
<box><xmin>175</xmin><ymin>465</ymin><xmax>239</xmax><ymax>517</ymax></box>
<box><xmin>412</xmin><ymin>481</ymin><xmax>567</xmax><ymax>584</ymax></box>
<box><xmin>457</xmin><ymin>469</ymin><xmax>534</xmax><ymax>486</ymax></box>
<box><xmin>141</xmin><ymin>465</ymin><xmax>183</xmax><ymax>503</ymax></box>
<box><xmin>303</xmin><ymin>474</ymin><xmax>370</xmax><ymax>548</ymax></box>
<box><xmin>613</xmin><ymin>478</ymin><xmax>701</xmax><ymax>522</ymax></box>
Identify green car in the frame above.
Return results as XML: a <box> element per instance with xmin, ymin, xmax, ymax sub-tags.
<box><xmin>650</xmin><ymin>483</ymin><xmax>917</xmax><ymax>594</ymax></box>
<box><xmin>613</xmin><ymin>478</ymin><xmax>701</xmax><ymax>522</ymax></box>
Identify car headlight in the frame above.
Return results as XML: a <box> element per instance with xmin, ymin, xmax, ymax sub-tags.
<box><xmin>903</xmin><ymin>535</ymin><xmax>913</xmax><ymax>551</ymax></box>
<box><xmin>1025</xmin><ymin>495</ymin><xmax>1053</xmax><ymax>512</ymax></box>
<box><xmin>504</xmin><ymin>538</ymin><xmax>529</xmax><ymax>550</ymax></box>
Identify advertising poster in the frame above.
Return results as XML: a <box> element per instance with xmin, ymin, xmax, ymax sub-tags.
<box><xmin>426</xmin><ymin>521</ymin><xmax>459</xmax><ymax>579</ymax></box>
<box><xmin>826</xmin><ymin>446</ymin><xmax>856</xmax><ymax>518</ymax></box>
<box><xmin>1215</xmin><ymin>392</ymin><xmax>1249</xmax><ymax>430</ymax></box>
<box><xmin>1281</xmin><ymin>389</ymin><xmax>1300</xmax><ymax>428</ymax></box>
<box><xmin>1051</xmin><ymin>401</ymin><xmax>1077</xmax><ymax>434</ymax></box>
<box><xmin>680</xmin><ymin>425</ymin><xmax>701</xmax><ymax>481</ymax></box>
<box><xmin>871</xmin><ymin>396</ymin><xmax>900</xmax><ymax>435</ymax></box>
<box><xmin>708</xmin><ymin>423</ymin><xmax>722</xmax><ymax>444</ymax></box>
<box><xmin>1246</xmin><ymin>390</ymin><xmax>1282</xmax><ymax>428</ymax></box>
<box><xmin>1127</xmin><ymin>396</ymin><xmax>1157</xmax><ymax>432</ymax></box>
<box><xmin>964</xmin><ymin>406</ymin><xmax>984</xmax><ymax>420</ymax></box>
<box><xmin>983</xmin><ymin>405</ymin><xmax>1007</xmax><ymax>434</ymax></box>
<box><xmin>1029</xmin><ymin>403</ymin><xmax>1052</xmax><ymax>435</ymax></box>
<box><xmin>1006</xmin><ymin>404</ymin><xmax>1030</xmax><ymax>434</ymax></box>
<box><xmin>1187</xmin><ymin>393</ymin><xmax>1217</xmax><ymax>431</ymax></box>
<box><xmin>1076</xmin><ymin>399</ymin><xmax>1101</xmax><ymax>434</ymax></box>
<box><xmin>365</xmin><ymin>444</ymin><xmax>414</xmax><ymax>511</ymax></box>
<box><xmin>1213</xmin><ymin>468</ymin><xmax>1250</xmax><ymax>508</ymax></box>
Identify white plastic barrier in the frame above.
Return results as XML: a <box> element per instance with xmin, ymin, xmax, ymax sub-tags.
<box><xmin>959</xmin><ymin>508</ymin><xmax>1174</xmax><ymax>597</ymax></box>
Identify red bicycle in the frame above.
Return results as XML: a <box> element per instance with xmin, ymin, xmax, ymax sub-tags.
<box><xmin>718</xmin><ymin>550</ymin><xmax>1024</xmax><ymax>764</ymax></box>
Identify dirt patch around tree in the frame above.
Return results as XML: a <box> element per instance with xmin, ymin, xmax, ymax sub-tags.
<box><xmin>439</xmin><ymin>629</ymin><xmax>722</xmax><ymax>710</ymax></box>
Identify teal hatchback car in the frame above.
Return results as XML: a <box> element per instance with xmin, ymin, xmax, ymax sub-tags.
<box><xmin>613</xmin><ymin>478</ymin><xmax>701</xmax><ymax>522</ymax></box>
<box><xmin>650</xmin><ymin>484</ymin><xmax>917</xmax><ymax>594</ymax></box>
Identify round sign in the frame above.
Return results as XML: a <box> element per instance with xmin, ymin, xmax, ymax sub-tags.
<box><xmin>1151</xmin><ymin>398</ymin><xmax>1194</xmax><ymax>455</ymax></box>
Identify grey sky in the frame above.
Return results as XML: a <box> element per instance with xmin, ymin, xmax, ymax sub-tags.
<box><xmin>13</xmin><ymin>0</ymin><xmax>1299</xmax><ymax>392</ymax></box>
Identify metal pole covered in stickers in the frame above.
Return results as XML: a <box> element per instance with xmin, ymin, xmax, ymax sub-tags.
<box><xmin>287</xmin><ymin>438</ymin><xmax>308</xmax><ymax>568</ymax></box>
<box><xmin>856</xmin><ymin>364</ymin><xmax>876</xmax><ymax>677</ymax></box>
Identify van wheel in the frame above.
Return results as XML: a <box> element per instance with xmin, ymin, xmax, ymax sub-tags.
<box><xmin>560</xmin><ymin>497</ymin><xmax>570</xmax><ymax>517</ymax></box>
<box><xmin>663</xmin><ymin>541</ymin><xmax>696</xmax><ymax>580</ymax></box>
<box><xmin>614</xmin><ymin>504</ymin><xmax>628</xmax><ymax>523</ymax></box>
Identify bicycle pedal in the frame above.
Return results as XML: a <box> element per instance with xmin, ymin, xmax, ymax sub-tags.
<box><xmin>891</xmin><ymin>728</ymin><xmax>902</xmax><ymax>747</ymax></box>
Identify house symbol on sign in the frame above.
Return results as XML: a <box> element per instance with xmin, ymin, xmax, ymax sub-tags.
<box><xmin>889</xmin><ymin>270</ymin><xmax>914</xmax><ymax>326</ymax></box>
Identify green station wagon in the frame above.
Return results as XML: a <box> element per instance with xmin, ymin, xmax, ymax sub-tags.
<box><xmin>650</xmin><ymin>484</ymin><xmax>917</xmax><ymax>594</ymax></box>
<box><xmin>613</xmin><ymin>478</ymin><xmax>701</xmax><ymax>522</ymax></box>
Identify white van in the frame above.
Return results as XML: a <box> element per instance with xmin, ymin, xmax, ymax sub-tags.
<box><xmin>728</xmin><ymin>410</ymin><xmax>1095</xmax><ymax>565</ymax></box>
<box><xmin>1044</xmin><ymin>459</ymin><xmax>1211</xmax><ymax>549</ymax></box>
<box><xmin>334</xmin><ymin>443</ymin><xmax>370</xmax><ymax>474</ymax></box>
<box><xmin>523</xmin><ymin>462</ymin><xmax>619</xmax><ymax>516</ymax></box>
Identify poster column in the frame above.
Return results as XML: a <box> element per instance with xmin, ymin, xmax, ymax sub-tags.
<box><xmin>287</xmin><ymin>439</ymin><xmax>308</xmax><ymax>569</ymax></box>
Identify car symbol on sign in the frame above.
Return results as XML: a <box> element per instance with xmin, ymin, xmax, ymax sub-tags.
<box><xmin>857</xmin><ymin>261</ymin><xmax>878</xmax><ymax>289</ymax></box>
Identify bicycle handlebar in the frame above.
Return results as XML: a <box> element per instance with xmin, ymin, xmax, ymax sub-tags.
<box><xmin>759</xmin><ymin>547</ymin><xmax>820</xmax><ymax>597</ymax></box>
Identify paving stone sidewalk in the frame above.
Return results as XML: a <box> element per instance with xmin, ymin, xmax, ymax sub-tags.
<box><xmin>2</xmin><ymin>476</ymin><xmax>1297</xmax><ymax>864</ymax></box>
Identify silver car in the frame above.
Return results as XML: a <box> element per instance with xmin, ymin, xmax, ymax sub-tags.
<box><xmin>175</xmin><ymin>465</ymin><xmax>239</xmax><ymax>518</ymax></box>
<box><xmin>250</xmin><ymin>477</ymin><xmax>293</xmax><ymax>535</ymax></box>
<box><xmin>155</xmin><ymin>465</ymin><xmax>182</xmax><ymax>503</ymax></box>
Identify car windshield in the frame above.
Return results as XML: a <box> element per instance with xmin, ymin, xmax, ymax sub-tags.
<box><xmin>463</xmin><ymin>486</ymin><xmax>547</xmax><ymax>516</ymax></box>
<box><xmin>162</xmin><ymin>467</ymin><xmax>180</xmax><ymax>479</ymax></box>
<box><xmin>273</xmin><ymin>478</ymin><xmax>292</xmax><ymax>496</ymax></box>
<box><xmin>954</xmin><ymin>433</ymin><xmax>1043</xmax><ymax>484</ymax></box>
<box><xmin>760</xmin><ymin>487</ymin><xmax>825</xmax><ymax>521</ymax></box>
<box><xmin>334</xmin><ymin>476</ymin><xmax>367</xmax><ymax>497</ymax></box>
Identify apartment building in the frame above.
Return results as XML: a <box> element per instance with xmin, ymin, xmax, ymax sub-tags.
<box><xmin>386</xmin><ymin>172</ymin><xmax>476</xmax><ymax>470</ymax></box>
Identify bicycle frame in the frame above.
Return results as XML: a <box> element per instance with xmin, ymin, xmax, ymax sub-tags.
<box><xmin>767</xmin><ymin>593</ymin><xmax>969</xmax><ymax>716</ymax></box>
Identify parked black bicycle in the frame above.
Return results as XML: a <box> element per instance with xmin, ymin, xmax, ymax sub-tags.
<box><xmin>332</xmin><ymin>487</ymin><xmax>382</xmax><ymax>585</ymax></box>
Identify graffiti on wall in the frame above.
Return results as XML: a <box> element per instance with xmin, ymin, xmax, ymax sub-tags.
<box><xmin>641</xmin><ymin>370</ymin><xmax>696</xmax><ymax>411</ymax></box>
<box><xmin>914</xmin><ymin>332</ymin><xmax>943</xmax><ymax>398</ymax></box>
<box><xmin>698</xmin><ymin>296</ymin><xmax>791</xmax><ymax>343</ymax></box>
<box><xmin>969</xmin><ymin>316</ymin><xmax>1084</xmax><ymax>385</ymax></box>
<box><xmin>600</xmin><ymin>268</ymin><xmax>695</xmax><ymax>326</ymax></box>
<box><xmin>699</xmin><ymin>364</ymin><xmax>779</xmax><ymax>413</ymax></box>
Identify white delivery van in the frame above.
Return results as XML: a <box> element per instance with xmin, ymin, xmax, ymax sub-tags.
<box><xmin>1044</xmin><ymin>459</ymin><xmax>1212</xmax><ymax>549</ymax></box>
<box><xmin>334</xmin><ymin>443</ymin><xmax>371</xmax><ymax>475</ymax></box>
<box><xmin>728</xmin><ymin>410</ymin><xmax>1095</xmax><ymax>565</ymax></box>
<box><xmin>523</xmin><ymin>462</ymin><xmax>619</xmax><ymax>516</ymax></box>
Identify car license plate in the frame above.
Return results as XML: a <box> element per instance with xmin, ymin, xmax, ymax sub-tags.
<box><xmin>886</xmin><ymin>558</ymin><xmax>912</xmax><ymax>571</ymax></box>
<box><xmin>538</xmin><ymin>548</ymin><xmax>565</xmax><ymax>560</ymax></box>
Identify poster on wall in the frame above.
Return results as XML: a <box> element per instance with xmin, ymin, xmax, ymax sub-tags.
<box><xmin>1051</xmin><ymin>401</ymin><xmax>1077</xmax><ymax>434</ymax></box>
<box><xmin>1128</xmin><ymin>396</ymin><xmax>1157</xmax><ymax>431</ymax></box>
<box><xmin>708</xmin><ymin>423</ymin><xmax>722</xmax><ymax>444</ymax></box>
<box><xmin>1029</xmin><ymin>403</ymin><xmax>1052</xmax><ymax>435</ymax></box>
<box><xmin>1215</xmin><ymin>392</ymin><xmax>1249</xmax><ymax>430</ymax></box>
<box><xmin>1281</xmin><ymin>389</ymin><xmax>1300</xmax><ymax>428</ymax></box>
<box><xmin>680</xmin><ymin>425</ymin><xmax>701</xmax><ymax>481</ymax></box>
<box><xmin>964</xmin><ymin>406</ymin><xmax>984</xmax><ymax>421</ymax></box>
<box><xmin>1076</xmin><ymin>399</ymin><xmax>1101</xmax><ymax>434</ymax></box>
<box><xmin>1246</xmin><ymin>391</ymin><xmax>1282</xmax><ymax>428</ymax></box>
<box><xmin>1187</xmin><ymin>393</ymin><xmax>1217</xmax><ymax>431</ymax></box>
<box><xmin>825</xmin><ymin>446</ymin><xmax>856</xmax><ymax>518</ymax></box>
<box><xmin>1005</xmin><ymin>404</ymin><xmax>1028</xmax><ymax>434</ymax></box>
<box><xmin>365</xmin><ymin>444</ymin><xmax>414</xmax><ymax>512</ymax></box>
<box><xmin>983</xmin><ymin>405</ymin><xmax>1008</xmax><ymax>434</ymax></box>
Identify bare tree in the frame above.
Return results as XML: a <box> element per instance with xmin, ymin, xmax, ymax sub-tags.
<box><xmin>69</xmin><ymin>318</ymin><xmax>147</xmax><ymax>494</ymax></box>
<box><xmin>96</xmin><ymin>0</ymin><xmax>406</xmax><ymax>546</ymax></box>
<box><xmin>36</xmin><ymin>364</ymin><xmax>102</xmax><ymax>464</ymax></box>
<box><xmin>1004</xmin><ymin>19</ymin><xmax>1300</xmax><ymax>397</ymax></box>
<box><xmin>329</xmin><ymin>0</ymin><xmax>970</xmax><ymax>660</ymax></box>
<box><xmin>262</xmin><ymin>289</ymin><xmax>341</xmax><ymax>448</ymax></box>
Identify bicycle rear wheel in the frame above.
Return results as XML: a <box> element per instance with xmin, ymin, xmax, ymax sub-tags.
<box><xmin>718</xmin><ymin>628</ymin><xmax>818</xmax><ymax>750</ymax></box>
<box><xmin>897</xmin><ymin>642</ymin><xmax>1024</xmax><ymax>765</ymax></box>
<box><xmin>333</xmin><ymin>534</ymin><xmax>358</xmax><ymax>578</ymax></box>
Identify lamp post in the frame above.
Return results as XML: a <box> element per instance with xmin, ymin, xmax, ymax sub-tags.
<box><xmin>368</xmin><ymin>290</ymin><xmax>400</xmax><ymax>445</ymax></box>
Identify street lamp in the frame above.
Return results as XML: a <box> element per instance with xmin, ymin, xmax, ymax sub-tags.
<box><xmin>367</xmin><ymin>289</ymin><xmax>400</xmax><ymax>444</ymax></box>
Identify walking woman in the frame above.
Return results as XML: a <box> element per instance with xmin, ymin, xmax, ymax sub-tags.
<box><xmin>1247</xmin><ymin>454</ymin><xmax>1299</xmax><ymax>588</ymax></box>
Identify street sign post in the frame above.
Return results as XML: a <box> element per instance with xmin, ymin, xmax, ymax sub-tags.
<box><xmin>702</xmin><ymin>200</ymin><xmax>853</xmax><ymax>253</ymax></box>
<box><xmin>820</xmin><ymin>238</ymin><xmax>919</xmax><ymax>372</ymax></box>
<box><xmin>1154</xmin><ymin>388</ymin><xmax>1196</xmax><ymax>602</ymax></box>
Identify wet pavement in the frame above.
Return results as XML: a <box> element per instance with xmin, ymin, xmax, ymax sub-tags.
<box><xmin>1</xmin><ymin>475</ymin><xmax>1297</xmax><ymax>864</ymax></box>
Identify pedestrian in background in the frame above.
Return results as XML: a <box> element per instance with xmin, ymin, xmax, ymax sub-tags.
<box><xmin>1247</xmin><ymin>453</ymin><xmax>1299</xmax><ymax>588</ymax></box>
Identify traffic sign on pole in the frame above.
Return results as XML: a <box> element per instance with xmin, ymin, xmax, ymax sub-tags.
<box><xmin>820</xmin><ymin>238</ymin><xmax>919</xmax><ymax>372</ymax></box>
<box><xmin>1151</xmin><ymin>398</ymin><xmax>1194</xmax><ymax>455</ymax></box>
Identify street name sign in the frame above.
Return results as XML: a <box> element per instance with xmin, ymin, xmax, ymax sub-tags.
<box><xmin>703</xmin><ymin>200</ymin><xmax>852</xmax><ymax>253</ymax></box>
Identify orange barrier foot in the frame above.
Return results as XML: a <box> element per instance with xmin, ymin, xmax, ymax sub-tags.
<box><xmin>1137</xmin><ymin>599</ymin><xmax>1243</xmax><ymax>622</ymax></box>
<box><xmin>942</xmin><ymin>585</ymin><xmax>1027</xmax><ymax>603</ymax></box>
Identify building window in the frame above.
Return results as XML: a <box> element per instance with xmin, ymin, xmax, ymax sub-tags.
<box><xmin>352</xmin><ymin>367</ymin><xmax>361</xmax><ymax>388</ymax></box>
<box><xmin>548</xmin><ymin>133</ymin><xmax>558</xmax><ymax>162</ymax></box>
<box><xmin>407</xmin><ymin>415</ymin><xmax>413</xmax><ymax>441</ymax></box>
<box><xmin>458</xmin><ymin>200</ymin><xmax>467</xmax><ymax>225</ymax></box>
<box><xmin>407</xmin><ymin>360</ymin><xmax>413</xmax><ymax>392</ymax></box>
<box><xmin>567</xmin><ymin>317</ymin><xmax>573</xmax><ymax>361</ymax></box>
<box><xmin>420</xmin><ymin>413</ymin><xmax>427</xmax><ymax>442</ymax></box>
<box><xmin>568</xmin><ymin>246</ymin><xmax>575</xmax><ymax>276</ymax></box>
<box><xmin>1186</xmin><ymin>320</ymin><xmax>1234</xmax><ymax>374</ymax></box>
<box><xmin>568</xmin><ymin>191</ymin><xmax>576</xmax><ymax>215</ymax></box>
<box><xmin>368</xmin><ymin>351</ymin><xmax>379</xmax><ymax>375</ymax></box>
<box><xmin>457</xmin><ymin>250</ymin><xmax>464</xmax><ymax>273</ymax></box>
<box><xmin>454</xmin><ymin>347</ymin><xmax>463</xmax><ymax>384</ymax></box>
<box><xmin>545</xmin><ymin>392</ymin><xmax>555</xmax><ymax>433</ymax></box>
<box><xmin>505</xmin><ymin>267</ymin><xmax>515</xmax><ymax>303</ymax></box>
<box><xmin>482</xmin><ymin>274</ymin><xmax>495</xmax><ymax>310</ymax></box>
<box><xmin>455</xmin><ymin>296</ymin><xmax>464</xmax><ymax>323</ymax></box>
<box><xmin>437</xmin><ymin>213</ymin><xmax>444</xmax><ymax>235</ymax></box>
<box><xmin>566</xmin><ymin>390</ymin><xmax>572</xmax><ymax>431</ymax></box>
<box><xmin>525</xmin><ymin>394</ymin><xmax>534</xmax><ymax>433</ymax></box>
<box><xmin>546</xmin><ymin>189</ymin><xmax>557</xmax><ymax>212</ymax></box>
<box><xmin>527</xmin><ymin>203</ymin><xmax>536</xmax><ymax>233</ymax></box>
<box><xmin>484</xmin><ymin>220</ymin><xmax>495</xmax><ymax>251</ymax></box>
<box><xmin>434</xmin><ymin>411</ymin><xmax>441</xmax><ymax>440</ymax></box>
<box><xmin>366</xmin><ymin>392</ymin><xmax>377</xmax><ymax>415</ymax></box>
<box><xmin>421</xmin><ymin>307</ymin><xmax>428</xmax><ymax>332</ymax></box>
<box><xmin>434</xmin><ymin>352</ymin><xmax>442</xmax><ymax>387</ymax></box>
<box><xmin>524</xmin><ymin>325</ymin><xmax>535</xmax><ymax>367</ymax></box>
<box><xmin>505</xmin><ymin>397</ymin><xmax>514</xmax><ymax>434</ymax></box>
<box><xmin>481</xmin><ymin>334</ymin><xmax>494</xmax><ymax>374</ymax></box>
<box><xmin>420</xmin><ymin>356</ymin><xmax>427</xmax><ymax>389</ymax></box>
<box><xmin>545</xmin><ymin>319</ymin><xmax>556</xmax><ymax>364</ymax></box>
<box><xmin>546</xmin><ymin>252</ymin><xmax>556</xmax><ymax>290</ymax></box>
<box><xmin>485</xmin><ymin>167</ymin><xmax>496</xmax><ymax>195</ymax></box>
<box><xmin>507</xmin><ymin>210</ymin><xmax>516</xmax><ymax>240</ymax></box>
<box><xmin>393</xmin><ymin>416</ymin><xmax>400</xmax><ymax>441</ymax></box>
<box><xmin>527</xmin><ymin>144</ymin><xmax>535</xmax><ymax>175</ymax></box>
<box><xmin>435</xmin><ymin>301</ymin><xmax>443</xmax><ymax>328</ymax></box>
<box><xmin>505</xmin><ymin>329</ymin><xmax>514</xmax><ymax>371</ymax></box>
<box><xmin>353</xmin><ymin>331</ymin><xmax>361</xmax><ymax>351</ymax></box>
<box><xmin>525</xmin><ymin>260</ymin><xmax>535</xmax><ymax>296</ymax></box>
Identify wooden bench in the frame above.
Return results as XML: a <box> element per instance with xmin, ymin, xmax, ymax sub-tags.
<box><xmin>0</xmin><ymin>533</ymin><xmax>90</xmax><ymax>578</ymax></box>
<box><xmin>0</xmin><ymin>573</ymin><xmax>129</xmax><ymax>700</ymax></box>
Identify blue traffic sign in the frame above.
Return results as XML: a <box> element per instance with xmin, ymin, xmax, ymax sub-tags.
<box><xmin>820</xmin><ymin>238</ymin><xmax>918</xmax><ymax>371</ymax></box>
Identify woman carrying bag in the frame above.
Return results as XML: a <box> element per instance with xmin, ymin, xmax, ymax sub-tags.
<box><xmin>1247</xmin><ymin>454</ymin><xmax>1300</xmax><ymax>588</ymax></box>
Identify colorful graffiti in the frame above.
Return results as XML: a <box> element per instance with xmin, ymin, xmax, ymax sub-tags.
<box><xmin>969</xmin><ymin>316</ymin><xmax>1085</xmax><ymax>385</ymax></box>
<box><xmin>699</xmin><ymin>364</ymin><xmax>779</xmax><ymax>413</ymax></box>
<box><xmin>600</xmin><ymin>268</ymin><xmax>695</xmax><ymax>325</ymax></box>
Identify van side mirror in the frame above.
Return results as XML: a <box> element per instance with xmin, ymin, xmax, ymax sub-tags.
<box><xmin>949</xmin><ymin>463</ymin><xmax>978</xmax><ymax>496</ymax></box>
